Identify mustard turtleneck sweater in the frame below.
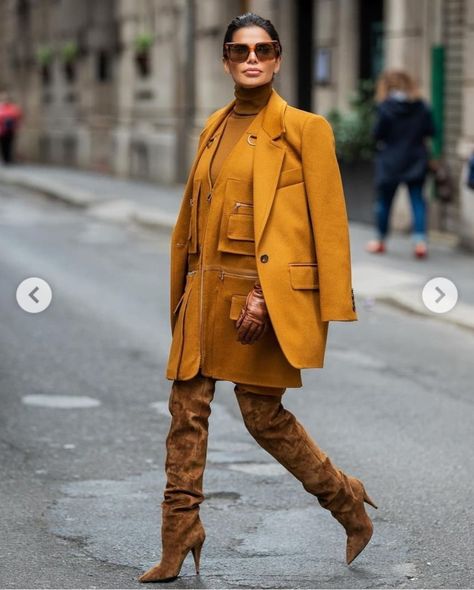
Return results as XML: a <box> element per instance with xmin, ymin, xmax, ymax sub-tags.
<box><xmin>209</xmin><ymin>80</ymin><xmax>273</xmax><ymax>185</ymax></box>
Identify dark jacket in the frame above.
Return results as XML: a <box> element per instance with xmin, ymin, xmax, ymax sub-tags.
<box><xmin>373</xmin><ymin>96</ymin><xmax>435</xmax><ymax>186</ymax></box>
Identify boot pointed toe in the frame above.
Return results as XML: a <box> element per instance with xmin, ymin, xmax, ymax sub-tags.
<box><xmin>335</xmin><ymin>477</ymin><xmax>377</xmax><ymax>565</ymax></box>
<box><xmin>138</xmin><ymin>563</ymin><xmax>178</xmax><ymax>583</ymax></box>
<box><xmin>346</xmin><ymin>519</ymin><xmax>374</xmax><ymax>564</ymax></box>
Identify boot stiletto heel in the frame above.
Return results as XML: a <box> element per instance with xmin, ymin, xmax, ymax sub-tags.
<box><xmin>138</xmin><ymin>531</ymin><xmax>205</xmax><ymax>583</ymax></box>
<box><xmin>191</xmin><ymin>539</ymin><xmax>204</xmax><ymax>574</ymax></box>
<box><xmin>363</xmin><ymin>489</ymin><xmax>378</xmax><ymax>509</ymax></box>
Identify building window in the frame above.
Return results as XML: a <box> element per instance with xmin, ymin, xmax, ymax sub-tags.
<box><xmin>96</xmin><ymin>50</ymin><xmax>111</xmax><ymax>82</ymax></box>
<box><xmin>64</xmin><ymin>62</ymin><xmax>76</xmax><ymax>84</ymax></box>
<box><xmin>41</xmin><ymin>64</ymin><xmax>52</xmax><ymax>86</ymax></box>
<box><xmin>358</xmin><ymin>0</ymin><xmax>384</xmax><ymax>81</ymax></box>
<box><xmin>315</xmin><ymin>48</ymin><xmax>332</xmax><ymax>85</ymax></box>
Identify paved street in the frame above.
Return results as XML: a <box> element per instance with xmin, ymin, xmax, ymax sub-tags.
<box><xmin>1</xmin><ymin>179</ymin><xmax>474</xmax><ymax>589</ymax></box>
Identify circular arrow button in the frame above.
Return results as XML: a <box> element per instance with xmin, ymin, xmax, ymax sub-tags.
<box><xmin>16</xmin><ymin>277</ymin><xmax>52</xmax><ymax>313</ymax></box>
<box><xmin>422</xmin><ymin>277</ymin><xmax>458</xmax><ymax>314</ymax></box>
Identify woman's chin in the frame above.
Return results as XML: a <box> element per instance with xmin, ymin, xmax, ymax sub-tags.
<box><xmin>235</xmin><ymin>76</ymin><xmax>270</xmax><ymax>88</ymax></box>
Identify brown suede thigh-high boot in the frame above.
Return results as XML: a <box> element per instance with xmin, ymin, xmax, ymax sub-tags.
<box><xmin>234</xmin><ymin>387</ymin><xmax>378</xmax><ymax>565</ymax></box>
<box><xmin>139</xmin><ymin>374</ymin><xmax>215</xmax><ymax>582</ymax></box>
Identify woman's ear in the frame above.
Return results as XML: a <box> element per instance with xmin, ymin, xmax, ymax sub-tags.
<box><xmin>273</xmin><ymin>56</ymin><xmax>282</xmax><ymax>75</ymax></box>
<box><xmin>222</xmin><ymin>57</ymin><xmax>229</xmax><ymax>75</ymax></box>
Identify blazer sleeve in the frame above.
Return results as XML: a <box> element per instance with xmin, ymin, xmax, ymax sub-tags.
<box><xmin>301</xmin><ymin>114</ymin><xmax>358</xmax><ymax>322</ymax></box>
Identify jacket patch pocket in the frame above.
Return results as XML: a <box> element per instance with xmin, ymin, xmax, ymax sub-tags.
<box><xmin>218</xmin><ymin>179</ymin><xmax>255</xmax><ymax>256</ymax></box>
<box><xmin>227</xmin><ymin>213</ymin><xmax>254</xmax><ymax>241</ymax></box>
<box><xmin>218</xmin><ymin>209</ymin><xmax>255</xmax><ymax>256</ymax></box>
<box><xmin>288</xmin><ymin>263</ymin><xmax>319</xmax><ymax>290</ymax></box>
<box><xmin>229</xmin><ymin>294</ymin><xmax>248</xmax><ymax>320</ymax></box>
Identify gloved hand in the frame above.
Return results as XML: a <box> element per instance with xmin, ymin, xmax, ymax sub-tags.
<box><xmin>235</xmin><ymin>281</ymin><xmax>269</xmax><ymax>345</ymax></box>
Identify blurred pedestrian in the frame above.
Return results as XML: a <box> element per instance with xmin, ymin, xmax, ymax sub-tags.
<box><xmin>0</xmin><ymin>90</ymin><xmax>22</xmax><ymax>165</ymax></box>
<box><xmin>138</xmin><ymin>12</ymin><xmax>377</xmax><ymax>585</ymax></box>
<box><xmin>467</xmin><ymin>150</ymin><xmax>474</xmax><ymax>190</ymax></box>
<box><xmin>366</xmin><ymin>70</ymin><xmax>435</xmax><ymax>258</ymax></box>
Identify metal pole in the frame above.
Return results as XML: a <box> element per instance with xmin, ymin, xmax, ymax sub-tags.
<box><xmin>177</xmin><ymin>0</ymin><xmax>196</xmax><ymax>183</ymax></box>
<box><xmin>296</xmin><ymin>0</ymin><xmax>314</xmax><ymax>112</ymax></box>
<box><xmin>430</xmin><ymin>0</ymin><xmax>445</xmax><ymax>230</ymax></box>
<box><xmin>431</xmin><ymin>45</ymin><xmax>445</xmax><ymax>159</ymax></box>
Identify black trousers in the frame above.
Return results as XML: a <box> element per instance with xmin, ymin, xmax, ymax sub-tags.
<box><xmin>0</xmin><ymin>132</ymin><xmax>15</xmax><ymax>164</ymax></box>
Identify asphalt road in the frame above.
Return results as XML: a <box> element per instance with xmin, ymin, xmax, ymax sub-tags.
<box><xmin>1</xmin><ymin>183</ymin><xmax>473</xmax><ymax>589</ymax></box>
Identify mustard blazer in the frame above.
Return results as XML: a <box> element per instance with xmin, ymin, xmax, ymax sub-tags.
<box><xmin>169</xmin><ymin>88</ymin><xmax>357</xmax><ymax>369</ymax></box>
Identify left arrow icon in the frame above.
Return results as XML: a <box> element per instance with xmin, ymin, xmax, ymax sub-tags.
<box><xmin>29</xmin><ymin>286</ymin><xmax>40</xmax><ymax>303</ymax></box>
<box><xmin>17</xmin><ymin>278</ymin><xmax>52</xmax><ymax>313</ymax></box>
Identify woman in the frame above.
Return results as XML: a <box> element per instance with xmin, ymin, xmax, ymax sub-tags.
<box><xmin>366</xmin><ymin>70</ymin><xmax>435</xmax><ymax>258</ymax></box>
<box><xmin>139</xmin><ymin>13</ymin><xmax>377</xmax><ymax>583</ymax></box>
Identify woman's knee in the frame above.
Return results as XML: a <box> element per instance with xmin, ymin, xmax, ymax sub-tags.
<box><xmin>234</xmin><ymin>387</ymin><xmax>284</xmax><ymax>436</ymax></box>
<box><xmin>169</xmin><ymin>374</ymin><xmax>215</xmax><ymax>415</ymax></box>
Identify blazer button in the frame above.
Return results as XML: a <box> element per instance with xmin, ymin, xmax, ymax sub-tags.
<box><xmin>260</xmin><ymin>254</ymin><xmax>269</xmax><ymax>263</ymax></box>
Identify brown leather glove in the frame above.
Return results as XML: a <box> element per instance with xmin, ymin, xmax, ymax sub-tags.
<box><xmin>235</xmin><ymin>281</ymin><xmax>269</xmax><ymax>345</ymax></box>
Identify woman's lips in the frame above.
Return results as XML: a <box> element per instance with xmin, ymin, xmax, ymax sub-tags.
<box><xmin>244</xmin><ymin>69</ymin><xmax>262</xmax><ymax>75</ymax></box>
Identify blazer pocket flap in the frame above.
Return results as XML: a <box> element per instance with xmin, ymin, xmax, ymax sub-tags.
<box><xmin>230</xmin><ymin>294</ymin><xmax>248</xmax><ymax>320</ymax></box>
<box><xmin>227</xmin><ymin>213</ymin><xmax>254</xmax><ymax>241</ymax></box>
<box><xmin>289</xmin><ymin>263</ymin><xmax>319</xmax><ymax>290</ymax></box>
<box><xmin>278</xmin><ymin>167</ymin><xmax>304</xmax><ymax>188</ymax></box>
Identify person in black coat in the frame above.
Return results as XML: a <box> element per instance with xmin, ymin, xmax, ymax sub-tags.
<box><xmin>366</xmin><ymin>70</ymin><xmax>435</xmax><ymax>258</ymax></box>
<box><xmin>0</xmin><ymin>91</ymin><xmax>22</xmax><ymax>165</ymax></box>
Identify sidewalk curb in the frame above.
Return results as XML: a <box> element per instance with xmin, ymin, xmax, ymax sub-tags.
<box><xmin>132</xmin><ymin>206</ymin><xmax>176</xmax><ymax>230</ymax></box>
<box><xmin>346</xmin><ymin>262</ymin><xmax>474</xmax><ymax>333</ymax></box>
<box><xmin>0</xmin><ymin>169</ymin><xmax>176</xmax><ymax>230</ymax></box>
<box><xmin>376</xmin><ymin>294</ymin><xmax>474</xmax><ymax>333</ymax></box>
<box><xmin>0</xmin><ymin>169</ymin><xmax>95</xmax><ymax>206</ymax></box>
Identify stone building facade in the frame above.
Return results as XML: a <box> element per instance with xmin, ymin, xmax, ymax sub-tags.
<box><xmin>0</xmin><ymin>0</ymin><xmax>473</xmax><ymax>247</ymax></box>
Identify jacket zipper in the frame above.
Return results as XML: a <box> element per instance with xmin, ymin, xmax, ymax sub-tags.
<box><xmin>200</xmin><ymin>141</ymin><xmax>219</xmax><ymax>368</ymax></box>
<box><xmin>218</xmin><ymin>270</ymin><xmax>259</xmax><ymax>281</ymax></box>
<box><xmin>200</xmin><ymin>222</ymin><xmax>209</xmax><ymax>369</ymax></box>
<box><xmin>199</xmin><ymin>115</ymin><xmax>256</xmax><ymax>368</ymax></box>
<box><xmin>233</xmin><ymin>202</ymin><xmax>254</xmax><ymax>213</ymax></box>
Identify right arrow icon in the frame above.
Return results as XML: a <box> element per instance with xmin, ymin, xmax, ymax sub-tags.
<box><xmin>434</xmin><ymin>286</ymin><xmax>445</xmax><ymax>304</ymax></box>
<box><xmin>422</xmin><ymin>278</ymin><xmax>458</xmax><ymax>313</ymax></box>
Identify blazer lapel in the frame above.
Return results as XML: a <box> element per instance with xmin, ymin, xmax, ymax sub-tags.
<box><xmin>253</xmin><ymin>89</ymin><xmax>288</xmax><ymax>248</ymax></box>
<box><xmin>188</xmin><ymin>102</ymin><xmax>235</xmax><ymax>191</ymax></box>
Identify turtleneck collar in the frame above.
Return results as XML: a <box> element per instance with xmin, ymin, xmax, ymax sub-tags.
<box><xmin>233</xmin><ymin>80</ymin><xmax>273</xmax><ymax>115</ymax></box>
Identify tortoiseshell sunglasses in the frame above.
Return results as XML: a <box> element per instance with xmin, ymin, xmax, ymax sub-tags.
<box><xmin>223</xmin><ymin>41</ymin><xmax>281</xmax><ymax>63</ymax></box>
